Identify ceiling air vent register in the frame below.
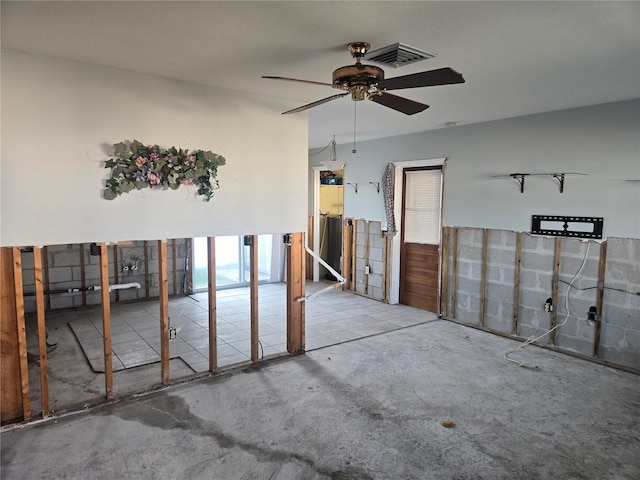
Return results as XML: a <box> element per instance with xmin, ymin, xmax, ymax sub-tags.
<box><xmin>365</xmin><ymin>43</ymin><xmax>436</xmax><ymax>68</ymax></box>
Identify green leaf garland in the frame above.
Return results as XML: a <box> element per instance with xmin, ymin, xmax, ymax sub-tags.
<box><xmin>103</xmin><ymin>140</ymin><xmax>225</xmax><ymax>201</ymax></box>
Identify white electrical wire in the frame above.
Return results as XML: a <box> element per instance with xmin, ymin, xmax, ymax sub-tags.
<box><xmin>504</xmin><ymin>241</ymin><xmax>591</xmax><ymax>367</ymax></box>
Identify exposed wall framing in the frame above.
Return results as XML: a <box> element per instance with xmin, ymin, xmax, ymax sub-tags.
<box><xmin>442</xmin><ymin>227</ymin><xmax>640</xmax><ymax>372</ymax></box>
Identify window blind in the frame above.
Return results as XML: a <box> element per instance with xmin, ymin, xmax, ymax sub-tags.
<box><xmin>404</xmin><ymin>169</ymin><xmax>442</xmax><ymax>244</ymax></box>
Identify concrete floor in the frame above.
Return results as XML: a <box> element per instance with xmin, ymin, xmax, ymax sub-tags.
<box><xmin>23</xmin><ymin>281</ymin><xmax>437</xmax><ymax>416</ymax></box>
<box><xmin>3</xmin><ymin>319</ymin><xmax>639</xmax><ymax>479</ymax></box>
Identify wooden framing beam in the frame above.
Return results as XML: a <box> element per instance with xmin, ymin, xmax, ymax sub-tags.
<box><xmin>98</xmin><ymin>243</ymin><xmax>114</xmax><ymax>400</ymax></box>
<box><xmin>207</xmin><ymin>237</ymin><xmax>218</xmax><ymax>372</ymax></box>
<box><xmin>12</xmin><ymin>247</ymin><xmax>31</xmax><ymax>420</ymax></box>
<box><xmin>351</xmin><ymin>220</ymin><xmax>357</xmax><ymax>292</ymax></box>
<box><xmin>158</xmin><ymin>240</ymin><xmax>170</xmax><ymax>385</ymax></box>
<box><xmin>79</xmin><ymin>243</ymin><xmax>87</xmax><ymax>306</ymax></box>
<box><xmin>286</xmin><ymin>233</ymin><xmax>305</xmax><ymax>353</ymax></box>
<box><xmin>440</xmin><ymin>226</ymin><xmax>450</xmax><ymax>317</ymax></box>
<box><xmin>112</xmin><ymin>244</ymin><xmax>119</xmax><ymax>302</ymax></box>
<box><xmin>512</xmin><ymin>232</ymin><xmax>523</xmax><ymax>335</ymax></box>
<box><xmin>363</xmin><ymin>221</ymin><xmax>370</xmax><ymax>294</ymax></box>
<box><xmin>594</xmin><ymin>241</ymin><xmax>607</xmax><ymax>358</ymax></box>
<box><xmin>479</xmin><ymin>228</ymin><xmax>489</xmax><ymax>326</ymax></box>
<box><xmin>549</xmin><ymin>237</ymin><xmax>562</xmax><ymax>345</ymax></box>
<box><xmin>172</xmin><ymin>239</ymin><xmax>178</xmax><ymax>296</ymax></box>
<box><xmin>33</xmin><ymin>246</ymin><xmax>50</xmax><ymax>416</ymax></box>
<box><xmin>248</xmin><ymin>235</ymin><xmax>259</xmax><ymax>362</ymax></box>
<box><xmin>43</xmin><ymin>246</ymin><xmax>51</xmax><ymax>311</ymax></box>
<box><xmin>450</xmin><ymin>227</ymin><xmax>459</xmax><ymax>319</ymax></box>
<box><xmin>144</xmin><ymin>241</ymin><xmax>150</xmax><ymax>298</ymax></box>
<box><xmin>342</xmin><ymin>218</ymin><xmax>353</xmax><ymax>291</ymax></box>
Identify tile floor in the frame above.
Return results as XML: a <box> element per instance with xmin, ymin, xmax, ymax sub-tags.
<box><xmin>65</xmin><ymin>281</ymin><xmax>439</xmax><ymax>374</ymax></box>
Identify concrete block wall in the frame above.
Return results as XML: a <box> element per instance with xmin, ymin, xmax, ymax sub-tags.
<box><xmin>600</xmin><ymin>238</ymin><xmax>640</xmax><ymax>367</ymax></box>
<box><xmin>353</xmin><ymin>219</ymin><xmax>386</xmax><ymax>301</ymax></box>
<box><xmin>445</xmin><ymin>227</ymin><xmax>640</xmax><ymax>371</ymax></box>
<box><xmin>20</xmin><ymin>240</ymin><xmax>190</xmax><ymax>313</ymax></box>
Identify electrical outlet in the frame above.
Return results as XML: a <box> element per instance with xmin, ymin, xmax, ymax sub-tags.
<box><xmin>544</xmin><ymin>298</ymin><xmax>554</xmax><ymax>313</ymax></box>
<box><xmin>169</xmin><ymin>327</ymin><xmax>177</xmax><ymax>340</ymax></box>
<box><xmin>365</xmin><ymin>265</ymin><xmax>370</xmax><ymax>274</ymax></box>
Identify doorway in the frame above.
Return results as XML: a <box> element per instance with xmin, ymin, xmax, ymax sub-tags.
<box><xmin>389</xmin><ymin>158</ymin><xmax>445</xmax><ymax>309</ymax></box>
<box><xmin>399</xmin><ymin>167</ymin><xmax>442</xmax><ymax>312</ymax></box>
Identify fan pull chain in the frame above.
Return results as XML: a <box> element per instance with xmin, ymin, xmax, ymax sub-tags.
<box><xmin>352</xmin><ymin>101</ymin><xmax>358</xmax><ymax>154</ymax></box>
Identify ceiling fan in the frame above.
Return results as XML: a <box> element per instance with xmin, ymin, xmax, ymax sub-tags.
<box><xmin>262</xmin><ymin>42</ymin><xmax>465</xmax><ymax>115</ymax></box>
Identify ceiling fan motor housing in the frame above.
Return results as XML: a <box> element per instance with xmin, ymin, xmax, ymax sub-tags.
<box><xmin>332</xmin><ymin>64</ymin><xmax>385</xmax><ymax>100</ymax></box>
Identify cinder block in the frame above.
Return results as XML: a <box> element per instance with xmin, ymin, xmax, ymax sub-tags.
<box><xmin>369</xmin><ymin>247</ymin><xmax>383</xmax><ymax>262</ymax></box>
<box><xmin>48</xmin><ymin>266</ymin><xmax>73</xmax><ymax>283</ymax></box>
<box><xmin>368</xmin><ymin>286</ymin><xmax>384</xmax><ymax>300</ymax></box>
<box><xmin>368</xmin><ymin>273</ymin><xmax>382</xmax><ymax>288</ymax></box>
<box><xmin>355</xmin><ymin>245</ymin><xmax>365</xmax><ymax>259</ymax></box>
<box><xmin>371</xmin><ymin>260</ymin><xmax>385</xmax><ymax>275</ymax></box>
<box><xmin>51</xmin><ymin>249</ymin><xmax>82</xmax><ymax>267</ymax></box>
<box><xmin>356</xmin><ymin>219</ymin><xmax>366</xmax><ymax>234</ymax></box>
<box><xmin>370</xmin><ymin>233</ymin><xmax>384</xmax><ymax>249</ymax></box>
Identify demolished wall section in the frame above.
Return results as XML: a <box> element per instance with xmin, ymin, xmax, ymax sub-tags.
<box><xmin>443</xmin><ymin>227</ymin><xmax>639</xmax><ymax>371</ymax></box>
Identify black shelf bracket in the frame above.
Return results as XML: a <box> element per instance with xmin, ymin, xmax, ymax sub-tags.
<box><xmin>511</xmin><ymin>173</ymin><xmax>528</xmax><ymax>193</ymax></box>
<box><xmin>369</xmin><ymin>182</ymin><xmax>380</xmax><ymax>193</ymax></box>
<box><xmin>552</xmin><ymin>173</ymin><xmax>566</xmax><ymax>193</ymax></box>
<box><xmin>347</xmin><ymin>182</ymin><xmax>358</xmax><ymax>194</ymax></box>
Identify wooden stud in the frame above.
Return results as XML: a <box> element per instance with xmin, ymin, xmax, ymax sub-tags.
<box><xmin>363</xmin><ymin>221</ymin><xmax>370</xmax><ymax>294</ymax></box>
<box><xmin>99</xmin><ymin>243</ymin><xmax>114</xmax><ymax>400</ymax></box>
<box><xmin>158</xmin><ymin>240</ymin><xmax>170</xmax><ymax>385</ymax></box>
<box><xmin>11</xmin><ymin>247</ymin><xmax>31</xmax><ymax>420</ymax></box>
<box><xmin>342</xmin><ymin>218</ymin><xmax>353</xmax><ymax>291</ymax></box>
<box><xmin>33</xmin><ymin>247</ymin><xmax>50</xmax><ymax>416</ymax></box>
<box><xmin>351</xmin><ymin>220</ymin><xmax>357</xmax><ymax>292</ymax></box>
<box><xmin>594</xmin><ymin>241</ymin><xmax>607</xmax><ymax>358</ymax></box>
<box><xmin>512</xmin><ymin>232</ymin><xmax>523</xmax><ymax>335</ymax></box>
<box><xmin>185</xmin><ymin>238</ymin><xmax>193</xmax><ymax>294</ymax></box>
<box><xmin>451</xmin><ymin>227</ymin><xmax>459</xmax><ymax>318</ymax></box>
<box><xmin>249</xmin><ymin>235</ymin><xmax>259</xmax><ymax>361</ymax></box>
<box><xmin>440</xmin><ymin>227</ymin><xmax>450</xmax><ymax>317</ymax></box>
<box><xmin>43</xmin><ymin>246</ymin><xmax>51</xmax><ymax>311</ymax></box>
<box><xmin>143</xmin><ymin>240</ymin><xmax>150</xmax><ymax>298</ymax></box>
<box><xmin>286</xmin><ymin>233</ymin><xmax>305</xmax><ymax>353</ymax></box>
<box><xmin>207</xmin><ymin>237</ymin><xmax>218</xmax><ymax>372</ymax></box>
<box><xmin>79</xmin><ymin>243</ymin><xmax>87</xmax><ymax>306</ymax></box>
<box><xmin>549</xmin><ymin>237</ymin><xmax>562</xmax><ymax>345</ymax></box>
<box><xmin>306</xmin><ymin>216</ymin><xmax>314</xmax><ymax>280</ymax></box>
<box><xmin>479</xmin><ymin>229</ymin><xmax>489</xmax><ymax>326</ymax></box>
<box><xmin>112</xmin><ymin>244</ymin><xmax>119</xmax><ymax>302</ymax></box>
<box><xmin>172</xmin><ymin>239</ymin><xmax>178</xmax><ymax>296</ymax></box>
<box><xmin>383</xmin><ymin>235</ymin><xmax>390</xmax><ymax>302</ymax></box>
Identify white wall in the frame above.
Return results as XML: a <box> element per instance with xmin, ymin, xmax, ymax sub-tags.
<box><xmin>1</xmin><ymin>50</ymin><xmax>308</xmax><ymax>246</ymax></box>
<box><xmin>310</xmin><ymin>100</ymin><xmax>640</xmax><ymax>239</ymax></box>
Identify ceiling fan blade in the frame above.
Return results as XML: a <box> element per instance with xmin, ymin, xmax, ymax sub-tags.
<box><xmin>368</xmin><ymin>91</ymin><xmax>429</xmax><ymax>115</ymax></box>
<box><xmin>262</xmin><ymin>76</ymin><xmax>333</xmax><ymax>87</ymax></box>
<box><xmin>282</xmin><ymin>93</ymin><xmax>349</xmax><ymax>114</ymax></box>
<box><xmin>377</xmin><ymin>67</ymin><xmax>465</xmax><ymax>91</ymax></box>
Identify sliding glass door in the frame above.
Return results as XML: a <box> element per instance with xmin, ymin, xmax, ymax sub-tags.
<box><xmin>192</xmin><ymin>235</ymin><xmax>282</xmax><ymax>291</ymax></box>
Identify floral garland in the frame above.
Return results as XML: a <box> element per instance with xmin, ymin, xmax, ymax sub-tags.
<box><xmin>103</xmin><ymin>140</ymin><xmax>225</xmax><ymax>201</ymax></box>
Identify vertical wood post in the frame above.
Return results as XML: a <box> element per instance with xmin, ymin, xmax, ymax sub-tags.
<box><xmin>79</xmin><ymin>244</ymin><xmax>87</xmax><ymax>306</ymax></box>
<box><xmin>479</xmin><ymin>229</ymin><xmax>489</xmax><ymax>326</ymax></box>
<box><xmin>43</xmin><ymin>246</ymin><xmax>51</xmax><ymax>311</ymax></box>
<box><xmin>207</xmin><ymin>237</ymin><xmax>218</xmax><ymax>372</ymax></box>
<box><xmin>512</xmin><ymin>232</ymin><xmax>523</xmax><ymax>334</ymax></box>
<box><xmin>351</xmin><ymin>221</ymin><xmax>357</xmax><ymax>291</ymax></box>
<box><xmin>12</xmin><ymin>247</ymin><xmax>31</xmax><ymax>420</ymax></box>
<box><xmin>286</xmin><ymin>233</ymin><xmax>305</xmax><ymax>353</ymax></box>
<box><xmin>440</xmin><ymin>227</ymin><xmax>450</xmax><ymax>317</ymax></box>
<box><xmin>594</xmin><ymin>241</ymin><xmax>607</xmax><ymax>357</ymax></box>
<box><xmin>143</xmin><ymin>241</ymin><xmax>150</xmax><ymax>298</ymax></box>
<box><xmin>342</xmin><ymin>218</ymin><xmax>353</xmax><ymax>291</ymax></box>
<box><xmin>451</xmin><ymin>227</ymin><xmax>459</xmax><ymax>318</ymax></box>
<box><xmin>549</xmin><ymin>237</ymin><xmax>562</xmax><ymax>345</ymax></box>
<box><xmin>363</xmin><ymin>221</ymin><xmax>370</xmax><ymax>293</ymax></box>
<box><xmin>248</xmin><ymin>235</ymin><xmax>259</xmax><ymax>362</ymax></box>
<box><xmin>33</xmin><ymin>246</ymin><xmax>50</xmax><ymax>416</ymax></box>
<box><xmin>172</xmin><ymin>239</ymin><xmax>178</xmax><ymax>296</ymax></box>
<box><xmin>158</xmin><ymin>240</ymin><xmax>170</xmax><ymax>385</ymax></box>
<box><xmin>112</xmin><ymin>245</ymin><xmax>119</xmax><ymax>302</ymax></box>
<box><xmin>99</xmin><ymin>243</ymin><xmax>114</xmax><ymax>400</ymax></box>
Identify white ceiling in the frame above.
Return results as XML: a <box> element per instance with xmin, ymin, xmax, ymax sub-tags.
<box><xmin>2</xmin><ymin>1</ymin><xmax>639</xmax><ymax>148</ymax></box>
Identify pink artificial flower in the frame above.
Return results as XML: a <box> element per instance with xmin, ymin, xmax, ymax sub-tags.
<box><xmin>184</xmin><ymin>178</ymin><xmax>193</xmax><ymax>185</ymax></box>
<box><xmin>150</xmin><ymin>152</ymin><xmax>160</xmax><ymax>161</ymax></box>
<box><xmin>148</xmin><ymin>172</ymin><xmax>161</xmax><ymax>185</ymax></box>
<box><xmin>185</xmin><ymin>154</ymin><xmax>194</xmax><ymax>163</ymax></box>
<box><xmin>135</xmin><ymin>156</ymin><xmax>146</xmax><ymax>167</ymax></box>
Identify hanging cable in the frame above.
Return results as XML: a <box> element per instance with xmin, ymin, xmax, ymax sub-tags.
<box><xmin>504</xmin><ymin>241</ymin><xmax>592</xmax><ymax>368</ymax></box>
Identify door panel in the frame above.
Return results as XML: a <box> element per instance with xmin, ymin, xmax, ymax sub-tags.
<box><xmin>399</xmin><ymin>167</ymin><xmax>442</xmax><ymax>312</ymax></box>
